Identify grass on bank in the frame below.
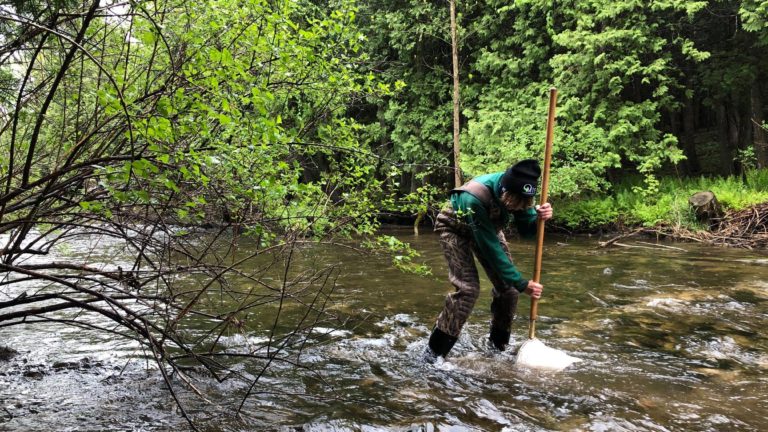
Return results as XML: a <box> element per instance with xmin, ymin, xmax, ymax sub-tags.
<box><xmin>555</xmin><ymin>169</ymin><xmax>768</xmax><ymax>232</ymax></box>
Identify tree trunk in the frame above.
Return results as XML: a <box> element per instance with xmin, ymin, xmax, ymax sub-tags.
<box><xmin>728</xmin><ymin>102</ymin><xmax>742</xmax><ymax>177</ymax></box>
<box><xmin>716</xmin><ymin>104</ymin><xmax>733</xmax><ymax>175</ymax></box>
<box><xmin>450</xmin><ymin>0</ymin><xmax>462</xmax><ymax>188</ymax></box>
<box><xmin>752</xmin><ymin>82</ymin><xmax>768</xmax><ymax>169</ymax></box>
<box><xmin>682</xmin><ymin>95</ymin><xmax>701</xmax><ymax>175</ymax></box>
<box><xmin>410</xmin><ymin>164</ymin><xmax>420</xmax><ymax>193</ymax></box>
<box><xmin>689</xmin><ymin>191</ymin><xmax>724</xmax><ymax>228</ymax></box>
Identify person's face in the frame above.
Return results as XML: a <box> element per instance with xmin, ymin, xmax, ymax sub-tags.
<box><xmin>501</xmin><ymin>192</ymin><xmax>533</xmax><ymax>212</ymax></box>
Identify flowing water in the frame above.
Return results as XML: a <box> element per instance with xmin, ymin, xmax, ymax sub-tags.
<box><xmin>2</xmin><ymin>227</ymin><xmax>768</xmax><ymax>431</ymax></box>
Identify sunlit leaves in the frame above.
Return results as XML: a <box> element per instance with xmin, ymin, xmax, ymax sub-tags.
<box><xmin>740</xmin><ymin>0</ymin><xmax>768</xmax><ymax>45</ymax></box>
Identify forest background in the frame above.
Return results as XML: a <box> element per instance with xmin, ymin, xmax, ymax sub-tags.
<box><xmin>2</xmin><ymin>0</ymin><xmax>768</xmax><ymax>236</ymax></box>
<box><xmin>358</xmin><ymin>0</ymin><xmax>768</xmax><ymax>232</ymax></box>
<box><xmin>1</xmin><ymin>1</ymin><xmax>768</xmax><ymax>427</ymax></box>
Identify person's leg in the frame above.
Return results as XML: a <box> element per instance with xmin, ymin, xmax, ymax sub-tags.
<box><xmin>476</xmin><ymin>230</ymin><xmax>519</xmax><ymax>351</ymax></box>
<box><xmin>429</xmin><ymin>208</ymin><xmax>481</xmax><ymax>357</ymax></box>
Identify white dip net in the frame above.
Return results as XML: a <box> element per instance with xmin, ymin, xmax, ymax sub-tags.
<box><xmin>515</xmin><ymin>338</ymin><xmax>580</xmax><ymax>371</ymax></box>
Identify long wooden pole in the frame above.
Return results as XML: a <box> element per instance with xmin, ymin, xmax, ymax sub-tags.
<box><xmin>528</xmin><ymin>87</ymin><xmax>557</xmax><ymax>339</ymax></box>
<box><xmin>450</xmin><ymin>0</ymin><xmax>462</xmax><ymax>187</ymax></box>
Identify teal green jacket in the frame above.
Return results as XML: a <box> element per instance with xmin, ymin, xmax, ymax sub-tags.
<box><xmin>449</xmin><ymin>172</ymin><xmax>538</xmax><ymax>292</ymax></box>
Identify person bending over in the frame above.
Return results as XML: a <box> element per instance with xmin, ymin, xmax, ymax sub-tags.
<box><xmin>427</xmin><ymin>159</ymin><xmax>553</xmax><ymax>358</ymax></box>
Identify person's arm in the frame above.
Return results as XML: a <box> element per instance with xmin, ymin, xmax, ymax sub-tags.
<box><xmin>513</xmin><ymin>202</ymin><xmax>554</xmax><ymax>238</ymax></box>
<box><xmin>512</xmin><ymin>207</ymin><xmax>537</xmax><ymax>238</ymax></box>
<box><xmin>460</xmin><ymin>195</ymin><xmax>529</xmax><ymax>292</ymax></box>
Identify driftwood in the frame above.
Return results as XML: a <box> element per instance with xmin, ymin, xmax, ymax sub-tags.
<box><xmin>689</xmin><ymin>191</ymin><xmax>724</xmax><ymax>227</ymax></box>
<box><xmin>710</xmin><ymin>202</ymin><xmax>768</xmax><ymax>249</ymax></box>
<box><xmin>635</xmin><ymin>241</ymin><xmax>687</xmax><ymax>252</ymax></box>
<box><xmin>606</xmin><ymin>241</ymin><xmax>687</xmax><ymax>252</ymax></box>
<box><xmin>597</xmin><ymin>228</ymin><xmax>646</xmax><ymax>248</ymax></box>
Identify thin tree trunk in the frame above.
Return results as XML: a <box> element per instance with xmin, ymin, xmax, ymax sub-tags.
<box><xmin>450</xmin><ymin>0</ymin><xmax>461</xmax><ymax>188</ymax></box>
<box><xmin>682</xmin><ymin>95</ymin><xmax>701</xmax><ymax>175</ymax></box>
<box><xmin>22</xmin><ymin>0</ymin><xmax>101</xmax><ymax>188</ymax></box>
<box><xmin>717</xmin><ymin>104</ymin><xmax>733</xmax><ymax>175</ymax></box>
<box><xmin>728</xmin><ymin>101</ymin><xmax>744</xmax><ymax>179</ymax></box>
<box><xmin>752</xmin><ymin>82</ymin><xmax>768</xmax><ymax>168</ymax></box>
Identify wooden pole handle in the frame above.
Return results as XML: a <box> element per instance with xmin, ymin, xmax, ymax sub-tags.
<box><xmin>528</xmin><ymin>87</ymin><xmax>557</xmax><ymax>339</ymax></box>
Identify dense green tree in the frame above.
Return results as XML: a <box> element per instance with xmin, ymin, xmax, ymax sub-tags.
<box><xmin>356</xmin><ymin>0</ymin><xmax>457</xmax><ymax>194</ymax></box>
<box><xmin>548</xmin><ymin>0</ymin><xmax>706</xmax><ymax>193</ymax></box>
<box><xmin>358</xmin><ymin>0</ymin><xmax>768</xmax><ymax>198</ymax></box>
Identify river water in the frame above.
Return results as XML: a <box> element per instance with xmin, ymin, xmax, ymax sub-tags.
<box><xmin>2</xmin><ymin>227</ymin><xmax>768</xmax><ymax>431</ymax></box>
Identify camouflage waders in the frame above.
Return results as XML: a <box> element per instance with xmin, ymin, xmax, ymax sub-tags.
<box><xmin>432</xmin><ymin>204</ymin><xmax>520</xmax><ymax>350</ymax></box>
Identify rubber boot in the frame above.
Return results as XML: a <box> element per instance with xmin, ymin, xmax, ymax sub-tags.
<box><xmin>427</xmin><ymin>327</ymin><xmax>458</xmax><ymax>359</ymax></box>
<box><xmin>489</xmin><ymin>327</ymin><xmax>511</xmax><ymax>351</ymax></box>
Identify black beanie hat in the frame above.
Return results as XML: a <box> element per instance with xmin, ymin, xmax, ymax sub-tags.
<box><xmin>501</xmin><ymin>159</ymin><xmax>541</xmax><ymax>197</ymax></box>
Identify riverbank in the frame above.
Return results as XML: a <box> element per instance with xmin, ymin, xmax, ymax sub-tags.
<box><xmin>590</xmin><ymin>201</ymin><xmax>768</xmax><ymax>250</ymax></box>
<box><xmin>392</xmin><ymin>170</ymin><xmax>768</xmax><ymax>250</ymax></box>
<box><xmin>548</xmin><ymin>170</ymin><xmax>768</xmax><ymax>249</ymax></box>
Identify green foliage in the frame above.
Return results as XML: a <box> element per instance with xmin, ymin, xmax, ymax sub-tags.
<box><xmin>735</xmin><ymin>147</ymin><xmax>758</xmax><ymax>171</ymax></box>
<box><xmin>556</xmin><ymin>170</ymin><xmax>768</xmax><ymax>231</ymax></box>
<box><xmin>359</xmin><ymin>0</ymin><xmax>697</xmax><ymax>197</ymax></box>
<box><xmin>746</xmin><ymin>165</ymin><xmax>768</xmax><ymax>190</ymax></box>
<box><xmin>117</xmin><ymin>0</ymin><xmax>391</xmax><ymax>242</ymax></box>
<box><xmin>702</xmin><ymin>171</ymin><xmax>768</xmax><ymax>209</ymax></box>
<box><xmin>356</xmin><ymin>0</ymin><xmax>767</xmax><ymax>206</ymax></box>
<box><xmin>556</xmin><ymin>198</ymin><xmax>620</xmax><ymax>230</ymax></box>
<box><xmin>357</xmin><ymin>0</ymin><xmax>459</xmax><ymax>190</ymax></box>
<box><xmin>6</xmin><ymin>0</ymin><xmax>768</xmax><ymax>262</ymax></box>
<box><xmin>400</xmin><ymin>181</ymin><xmax>440</xmax><ymax>217</ymax></box>
<box><xmin>740</xmin><ymin>0</ymin><xmax>768</xmax><ymax>45</ymax></box>
<box><xmin>0</xmin><ymin>0</ymin><xmax>404</xmax><ymax>252</ymax></box>
<box><xmin>548</xmin><ymin>1</ymin><xmax>694</xmax><ymax>194</ymax></box>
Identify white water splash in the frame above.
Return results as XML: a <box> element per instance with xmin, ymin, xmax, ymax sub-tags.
<box><xmin>310</xmin><ymin>327</ymin><xmax>352</xmax><ymax>338</ymax></box>
<box><xmin>515</xmin><ymin>338</ymin><xmax>580</xmax><ymax>371</ymax></box>
<box><xmin>646</xmin><ymin>298</ymin><xmax>688</xmax><ymax>312</ymax></box>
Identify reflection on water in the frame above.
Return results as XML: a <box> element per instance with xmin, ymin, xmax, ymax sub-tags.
<box><xmin>2</xmin><ymin>227</ymin><xmax>768</xmax><ymax>431</ymax></box>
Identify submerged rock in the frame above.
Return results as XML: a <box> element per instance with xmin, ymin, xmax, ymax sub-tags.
<box><xmin>0</xmin><ymin>345</ymin><xmax>18</xmax><ymax>361</ymax></box>
<box><xmin>51</xmin><ymin>357</ymin><xmax>102</xmax><ymax>371</ymax></box>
